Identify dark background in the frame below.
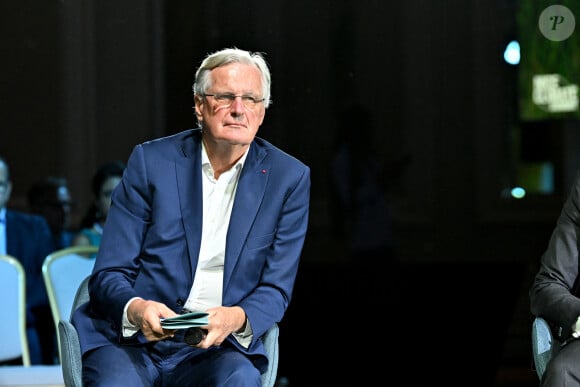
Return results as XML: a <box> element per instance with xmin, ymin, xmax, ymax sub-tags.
<box><xmin>1</xmin><ymin>1</ymin><xmax>579</xmax><ymax>386</ymax></box>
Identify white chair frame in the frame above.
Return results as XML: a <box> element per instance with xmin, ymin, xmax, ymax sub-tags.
<box><xmin>42</xmin><ymin>245</ymin><xmax>99</xmax><ymax>329</ymax></box>
<box><xmin>0</xmin><ymin>254</ymin><xmax>30</xmax><ymax>366</ymax></box>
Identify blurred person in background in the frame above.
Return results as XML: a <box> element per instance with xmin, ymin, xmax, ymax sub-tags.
<box><xmin>0</xmin><ymin>156</ymin><xmax>57</xmax><ymax>364</ymax></box>
<box><xmin>27</xmin><ymin>176</ymin><xmax>75</xmax><ymax>250</ymax></box>
<box><xmin>72</xmin><ymin>160</ymin><xmax>126</xmax><ymax>248</ymax></box>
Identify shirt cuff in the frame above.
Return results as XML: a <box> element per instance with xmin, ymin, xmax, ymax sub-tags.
<box><xmin>232</xmin><ymin>318</ymin><xmax>253</xmax><ymax>348</ymax></box>
<box><xmin>122</xmin><ymin>297</ymin><xmax>143</xmax><ymax>337</ymax></box>
<box><xmin>572</xmin><ymin>316</ymin><xmax>580</xmax><ymax>338</ymax></box>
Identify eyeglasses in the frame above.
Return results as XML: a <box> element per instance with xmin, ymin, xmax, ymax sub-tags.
<box><xmin>203</xmin><ymin>93</ymin><xmax>264</xmax><ymax>109</ymax></box>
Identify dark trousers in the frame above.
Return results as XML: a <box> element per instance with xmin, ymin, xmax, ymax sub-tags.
<box><xmin>82</xmin><ymin>336</ymin><xmax>261</xmax><ymax>387</ymax></box>
<box><xmin>541</xmin><ymin>338</ymin><xmax>580</xmax><ymax>386</ymax></box>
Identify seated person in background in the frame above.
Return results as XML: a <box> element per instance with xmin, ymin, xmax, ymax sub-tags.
<box><xmin>0</xmin><ymin>156</ymin><xmax>57</xmax><ymax>365</ymax></box>
<box><xmin>530</xmin><ymin>169</ymin><xmax>580</xmax><ymax>387</ymax></box>
<box><xmin>27</xmin><ymin>176</ymin><xmax>76</xmax><ymax>250</ymax></box>
<box><xmin>72</xmin><ymin>47</ymin><xmax>310</xmax><ymax>385</ymax></box>
<box><xmin>72</xmin><ymin>160</ymin><xmax>125</xmax><ymax>248</ymax></box>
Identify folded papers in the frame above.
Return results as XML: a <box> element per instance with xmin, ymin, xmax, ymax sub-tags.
<box><xmin>160</xmin><ymin>311</ymin><xmax>209</xmax><ymax>329</ymax></box>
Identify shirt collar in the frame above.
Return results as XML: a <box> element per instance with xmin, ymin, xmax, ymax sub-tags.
<box><xmin>201</xmin><ymin>141</ymin><xmax>249</xmax><ymax>180</ymax></box>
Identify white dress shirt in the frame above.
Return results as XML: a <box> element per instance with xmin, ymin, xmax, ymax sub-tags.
<box><xmin>183</xmin><ymin>143</ymin><xmax>245</xmax><ymax>311</ymax></box>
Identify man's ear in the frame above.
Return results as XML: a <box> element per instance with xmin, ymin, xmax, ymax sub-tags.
<box><xmin>193</xmin><ymin>96</ymin><xmax>204</xmax><ymax>119</ymax></box>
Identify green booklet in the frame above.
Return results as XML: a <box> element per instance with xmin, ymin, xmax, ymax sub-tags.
<box><xmin>160</xmin><ymin>311</ymin><xmax>209</xmax><ymax>329</ymax></box>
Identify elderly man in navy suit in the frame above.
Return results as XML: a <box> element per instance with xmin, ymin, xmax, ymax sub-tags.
<box><xmin>0</xmin><ymin>156</ymin><xmax>56</xmax><ymax>365</ymax></box>
<box><xmin>73</xmin><ymin>47</ymin><xmax>310</xmax><ymax>386</ymax></box>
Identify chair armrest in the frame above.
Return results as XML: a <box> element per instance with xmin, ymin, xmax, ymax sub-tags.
<box><xmin>532</xmin><ymin>317</ymin><xmax>553</xmax><ymax>379</ymax></box>
<box><xmin>58</xmin><ymin>320</ymin><xmax>83</xmax><ymax>387</ymax></box>
<box><xmin>261</xmin><ymin>323</ymin><xmax>279</xmax><ymax>387</ymax></box>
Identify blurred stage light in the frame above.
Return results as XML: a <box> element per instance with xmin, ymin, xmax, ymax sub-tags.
<box><xmin>504</xmin><ymin>40</ymin><xmax>520</xmax><ymax>65</ymax></box>
<box><xmin>511</xmin><ymin>186</ymin><xmax>526</xmax><ymax>199</ymax></box>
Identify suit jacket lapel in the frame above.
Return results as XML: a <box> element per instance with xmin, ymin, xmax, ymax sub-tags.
<box><xmin>176</xmin><ymin>130</ymin><xmax>203</xmax><ymax>279</ymax></box>
<box><xmin>224</xmin><ymin>143</ymin><xmax>269</xmax><ymax>288</ymax></box>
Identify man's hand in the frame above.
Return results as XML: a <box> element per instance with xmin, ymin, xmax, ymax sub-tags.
<box><xmin>192</xmin><ymin>306</ymin><xmax>246</xmax><ymax>348</ymax></box>
<box><xmin>127</xmin><ymin>298</ymin><xmax>177</xmax><ymax>341</ymax></box>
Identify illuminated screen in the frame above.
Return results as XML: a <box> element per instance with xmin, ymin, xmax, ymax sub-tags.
<box><xmin>517</xmin><ymin>0</ymin><xmax>580</xmax><ymax>121</ymax></box>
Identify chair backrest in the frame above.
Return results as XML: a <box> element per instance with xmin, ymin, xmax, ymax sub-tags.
<box><xmin>71</xmin><ymin>275</ymin><xmax>91</xmax><ymax>316</ymax></box>
<box><xmin>532</xmin><ymin>316</ymin><xmax>553</xmax><ymax>379</ymax></box>
<box><xmin>0</xmin><ymin>254</ymin><xmax>30</xmax><ymax>366</ymax></box>
<box><xmin>57</xmin><ymin>275</ymin><xmax>90</xmax><ymax>387</ymax></box>
<box><xmin>42</xmin><ymin>246</ymin><xmax>99</xmax><ymax>328</ymax></box>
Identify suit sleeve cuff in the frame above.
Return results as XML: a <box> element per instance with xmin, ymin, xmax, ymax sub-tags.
<box><xmin>572</xmin><ymin>316</ymin><xmax>580</xmax><ymax>338</ymax></box>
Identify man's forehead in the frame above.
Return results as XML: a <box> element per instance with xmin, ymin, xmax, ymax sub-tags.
<box><xmin>211</xmin><ymin>63</ymin><xmax>262</xmax><ymax>88</ymax></box>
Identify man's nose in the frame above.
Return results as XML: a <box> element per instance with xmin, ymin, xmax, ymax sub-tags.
<box><xmin>229</xmin><ymin>96</ymin><xmax>245</xmax><ymax>112</ymax></box>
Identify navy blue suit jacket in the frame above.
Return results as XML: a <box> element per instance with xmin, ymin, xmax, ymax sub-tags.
<box><xmin>6</xmin><ymin>209</ymin><xmax>56</xmax><ymax>319</ymax></box>
<box><xmin>73</xmin><ymin>129</ymin><xmax>310</xmax><ymax>372</ymax></box>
